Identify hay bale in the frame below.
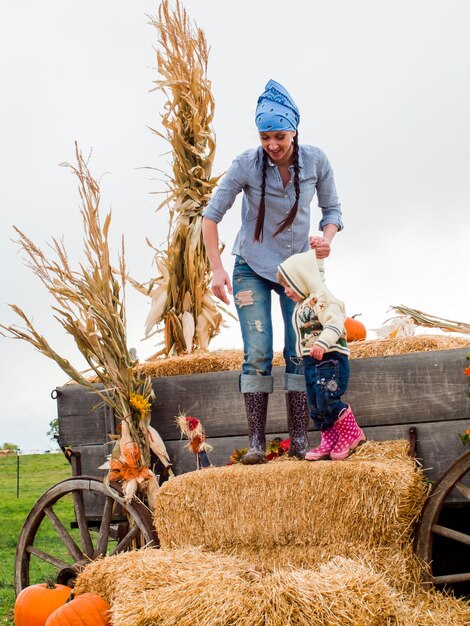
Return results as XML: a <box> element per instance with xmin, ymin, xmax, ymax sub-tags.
<box><xmin>75</xmin><ymin>441</ymin><xmax>470</xmax><ymax>625</ymax></box>
<box><xmin>75</xmin><ymin>550</ymin><xmax>470</xmax><ymax>626</ymax></box>
<box><xmin>75</xmin><ymin>548</ymin><xmax>261</xmax><ymax>626</ymax></box>
<box><xmin>259</xmin><ymin>557</ymin><xmax>401</xmax><ymax>626</ymax></box>
<box><xmin>348</xmin><ymin>334</ymin><xmax>470</xmax><ymax>359</ymax></box>
<box><xmin>135</xmin><ymin>336</ymin><xmax>470</xmax><ymax>378</ymax></box>
<box><xmin>74</xmin><ymin>547</ymin><xmax>256</xmax><ymax>603</ymax></box>
<box><xmin>153</xmin><ymin>441</ymin><xmax>428</xmax><ymax>581</ymax></box>
<box><xmin>75</xmin><ymin>550</ymin><xmax>401</xmax><ymax>626</ymax></box>
<box><xmin>399</xmin><ymin>588</ymin><xmax>470</xmax><ymax>626</ymax></box>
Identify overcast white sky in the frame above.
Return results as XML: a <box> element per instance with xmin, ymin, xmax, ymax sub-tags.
<box><xmin>1</xmin><ymin>0</ymin><xmax>469</xmax><ymax>451</ymax></box>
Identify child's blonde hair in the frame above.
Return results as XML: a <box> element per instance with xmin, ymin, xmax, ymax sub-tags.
<box><xmin>277</xmin><ymin>271</ymin><xmax>289</xmax><ymax>287</ymax></box>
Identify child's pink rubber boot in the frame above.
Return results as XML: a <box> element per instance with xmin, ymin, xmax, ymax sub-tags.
<box><xmin>330</xmin><ymin>405</ymin><xmax>366</xmax><ymax>460</ymax></box>
<box><xmin>305</xmin><ymin>425</ymin><xmax>339</xmax><ymax>461</ymax></box>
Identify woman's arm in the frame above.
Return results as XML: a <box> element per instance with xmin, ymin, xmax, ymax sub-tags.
<box><xmin>311</xmin><ymin>150</ymin><xmax>343</xmax><ymax>258</ymax></box>
<box><xmin>202</xmin><ymin>217</ymin><xmax>233</xmax><ymax>305</ymax></box>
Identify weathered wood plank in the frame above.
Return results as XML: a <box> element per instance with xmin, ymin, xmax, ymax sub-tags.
<box><xmin>61</xmin><ymin>443</ymin><xmax>112</xmax><ymax>519</ymax></box>
<box><xmin>55</xmin><ymin>349</ymin><xmax>470</xmax><ymax>506</ymax></box>
<box><xmin>150</xmin><ymin>348</ymin><xmax>470</xmax><ymax>439</ymax></box>
<box><xmin>346</xmin><ymin>349</ymin><xmax>470</xmax><ymax>427</ymax></box>
<box><xmin>56</xmin><ymin>349</ymin><xmax>470</xmax><ymax>445</ymax></box>
<box><xmin>57</xmin><ymin>385</ymin><xmax>109</xmax><ymax>446</ymax></box>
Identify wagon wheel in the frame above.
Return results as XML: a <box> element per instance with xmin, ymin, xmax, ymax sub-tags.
<box><xmin>415</xmin><ymin>450</ymin><xmax>470</xmax><ymax>586</ymax></box>
<box><xmin>14</xmin><ymin>475</ymin><xmax>158</xmax><ymax>595</ymax></box>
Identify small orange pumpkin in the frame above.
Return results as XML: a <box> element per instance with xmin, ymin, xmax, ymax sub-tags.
<box><xmin>14</xmin><ymin>579</ymin><xmax>71</xmax><ymax>626</ymax></box>
<box><xmin>45</xmin><ymin>592</ymin><xmax>111</xmax><ymax>626</ymax></box>
<box><xmin>345</xmin><ymin>314</ymin><xmax>367</xmax><ymax>342</ymax></box>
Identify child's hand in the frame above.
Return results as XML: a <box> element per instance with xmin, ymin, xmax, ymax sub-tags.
<box><xmin>310</xmin><ymin>344</ymin><xmax>325</xmax><ymax>359</ymax></box>
<box><xmin>309</xmin><ymin>236</ymin><xmax>331</xmax><ymax>259</ymax></box>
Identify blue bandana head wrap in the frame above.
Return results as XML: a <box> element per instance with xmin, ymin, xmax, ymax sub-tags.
<box><xmin>255</xmin><ymin>79</ymin><xmax>300</xmax><ymax>132</ymax></box>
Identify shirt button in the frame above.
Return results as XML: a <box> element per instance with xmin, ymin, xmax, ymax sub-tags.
<box><xmin>287</xmin><ymin>244</ymin><xmax>291</xmax><ymax>248</ymax></box>
<box><xmin>284</xmin><ymin>194</ymin><xmax>288</xmax><ymax>198</ymax></box>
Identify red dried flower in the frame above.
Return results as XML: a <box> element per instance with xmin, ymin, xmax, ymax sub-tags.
<box><xmin>186</xmin><ymin>416</ymin><xmax>200</xmax><ymax>431</ymax></box>
<box><xmin>280</xmin><ymin>438</ymin><xmax>291</xmax><ymax>452</ymax></box>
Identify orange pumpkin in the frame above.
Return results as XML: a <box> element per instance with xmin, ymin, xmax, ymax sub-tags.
<box><xmin>345</xmin><ymin>314</ymin><xmax>367</xmax><ymax>342</ymax></box>
<box><xmin>45</xmin><ymin>592</ymin><xmax>111</xmax><ymax>626</ymax></box>
<box><xmin>14</xmin><ymin>579</ymin><xmax>71</xmax><ymax>626</ymax></box>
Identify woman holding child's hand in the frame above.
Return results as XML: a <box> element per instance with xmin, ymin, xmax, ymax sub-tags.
<box><xmin>202</xmin><ymin>79</ymin><xmax>343</xmax><ymax>464</ymax></box>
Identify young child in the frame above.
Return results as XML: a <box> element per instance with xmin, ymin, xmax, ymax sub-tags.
<box><xmin>277</xmin><ymin>249</ymin><xmax>366</xmax><ymax>460</ymax></box>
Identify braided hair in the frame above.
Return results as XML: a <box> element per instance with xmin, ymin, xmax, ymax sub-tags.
<box><xmin>253</xmin><ymin>133</ymin><xmax>300</xmax><ymax>242</ymax></box>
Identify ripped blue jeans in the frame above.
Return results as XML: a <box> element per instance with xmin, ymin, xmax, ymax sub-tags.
<box><xmin>303</xmin><ymin>352</ymin><xmax>349</xmax><ymax>430</ymax></box>
<box><xmin>233</xmin><ymin>256</ymin><xmax>305</xmax><ymax>393</ymax></box>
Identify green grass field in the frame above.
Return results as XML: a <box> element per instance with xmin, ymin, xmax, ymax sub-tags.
<box><xmin>0</xmin><ymin>453</ymin><xmax>71</xmax><ymax>625</ymax></box>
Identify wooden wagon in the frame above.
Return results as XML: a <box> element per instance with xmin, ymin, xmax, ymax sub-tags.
<box><xmin>14</xmin><ymin>347</ymin><xmax>470</xmax><ymax>595</ymax></box>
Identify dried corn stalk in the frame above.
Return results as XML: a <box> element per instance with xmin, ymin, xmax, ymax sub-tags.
<box><xmin>145</xmin><ymin>0</ymin><xmax>229</xmax><ymax>356</ymax></box>
<box><xmin>0</xmin><ymin>143</ymin><xmax>170</xmax><ymax>508</ymax></box>
<box><xmin>390</xmin><ymin>305</ymin><xmax>470</xmax><ymax>335</ymax></box>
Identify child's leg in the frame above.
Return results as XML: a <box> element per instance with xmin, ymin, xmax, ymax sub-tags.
<box><xmin>316</xmin><ymin>353</ymin><xmax>366</xmax><ymax>460</ymax></box>
<box><xmin>303</xmin><ymin>356</ymin><xmax>339</xmax><ymax>461</ymax></box>
<box><xmin>303</xmin><ymin>357</ymin><xmax>323</xmax><ymax>430</ymax></box>
<box><xmin>313</xmin><ymin>353</ymin><xmax>350</xmax><ymax>428</ymax></box>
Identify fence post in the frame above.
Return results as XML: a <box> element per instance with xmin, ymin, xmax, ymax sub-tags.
<box><xmin>16</xmin><ymin>449</ymin><xmax>20</xmax><ymax>498</ymax></box>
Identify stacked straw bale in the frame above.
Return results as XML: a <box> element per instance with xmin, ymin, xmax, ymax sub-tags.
<box><xmin>75</xmin><ymin>442</ymin><xmax>470</xmax><ymax>625</ymax></box>
<box><xmin>75</xmin><ymin>548</ymin><xmax>470</xmax><ymax>626</ymax></box>
<box><xmin>139</xmin><ymin>335</ymin><xmax>470</xmax><ymax>378</ymax></box>
<box><xmin>153</xmin><ymin>441</ymin><xmax>428</xmax><ymax>587</ymax></box>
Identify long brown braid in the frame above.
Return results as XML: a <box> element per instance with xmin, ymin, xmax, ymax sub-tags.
<box><xmin>253</xmin><ymin>133</ymin><xmax>300</xmax><ymax>242</ymax></box>
<box><xmin>253</xmin><ymin>150</ymin><xmax>269</xmax><ymax>242</ymax></box>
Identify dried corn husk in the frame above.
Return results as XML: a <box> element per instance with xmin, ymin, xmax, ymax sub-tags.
<box><xmin>181</xmin><ymin>311</ymin><xmax>195</xmax><ymax>353</ymax></box>
<box><xmin>147</xmin><ymin>424</ymin><xmax>171</xmax><ymax>468</ymax></box>
<box><xmin>195</xmin><ymin>313</ymin><xmax>210</xmax><ymax>350</ymax></box>
<box><xmin>390</xmin><ymin>304</ymin><xmax>470</xmax><ymax>334</ymax></box>
<box><xmin>0</xmin><ymin>144</ymin><xmax>169</xmax><ymax>510</ymax></box>
<box><xmin>144</xmin><ymin>284</ymin><xmax>168</xmax><ymax>337</ymax></box>
<box><xmin>145</xmin><ymin>1</ymin><xmax>228</xmax><ymax>355</ymax></box>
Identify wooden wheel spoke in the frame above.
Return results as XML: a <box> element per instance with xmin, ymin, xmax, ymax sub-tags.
<box><xmin>15</xmin><ymin>476</ymin><xmax>157</xmax><ymax>596</ymax></box>
<box><xmin>26</xmin><ymin>545</ymin><xmax>69</xmax><ymax>570</ymax></box>
<box><xmin>432</xmin><ymin>572</ymin><xmax>470</xmax><ymax>584</ymax></box>
<box><xmin>94</xmin><ymin>496</ymin><xmax>114</xmax><ymax>558</ymax></box>
<box><xmin>44</xmin><ymin>506</ymin><xmax>84</xmax><ymax>562</ymax></box>
<box><xmin>432</xmin><ymin>524</ymin><xmax>470</xmax><ymax>547</ymax></box>
<box><xmin>415</xmin><ymin>451</ymin><xmax>470</xmax><ymax>585</ymax></box>
<box><xmin>110</xmin><ymin>524</ymin><xmax>140</xmax><ymax>554</ymax></box>
<box><xmin>72</xmin><ymin>486</ymin><xmax>94</xmax><ymax>558</ymax></box>
<box><xmin>454</xmin><ymin>480</ymin><xmax>470</xmax><ymax>501</ymax></box>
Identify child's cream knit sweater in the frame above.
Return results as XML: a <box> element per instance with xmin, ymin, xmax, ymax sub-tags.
<box><xmin>278</xmin><ymin>250</ymin><xmax>349</xmax><ymax>357</ymax></box>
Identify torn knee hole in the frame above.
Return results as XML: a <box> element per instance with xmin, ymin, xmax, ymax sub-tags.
<box><xmin>235</xmin><ymin>289</ymin><xmax>254</xmax><ymax>307</ymax></box>
<box><xmin>248</xmin><ymin>320</ymin><xmax>263</xmax><ymax>332</ymax></box>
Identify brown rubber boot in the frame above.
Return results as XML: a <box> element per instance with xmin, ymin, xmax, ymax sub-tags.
<box><xmin>241</xmin><ymin>392</ymin><xmax>268</xmax><ymax>465</ymax></box>
<box><xmin>286</xmin><ymin>391</ymin><xmax>310</xmax><ymax>459</ymax></box>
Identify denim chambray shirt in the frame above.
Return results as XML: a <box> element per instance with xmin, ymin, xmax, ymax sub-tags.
<box><xmin>202</xmin><ymin>145</ymin><xmax>343</xmax><ymax>283</ymax></box>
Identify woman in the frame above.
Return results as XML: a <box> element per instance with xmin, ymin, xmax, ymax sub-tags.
<box><xmin>202</xmin><ymin>79</ymin><xmax>343</xmax><ymax>464</ymax></box>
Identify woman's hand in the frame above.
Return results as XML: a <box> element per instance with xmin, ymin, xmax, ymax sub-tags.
<box><xmin>310</xmin><ymin>344</ymin><xmax>325</xmax><ymax>360</ymax></box>
<box><xmin>309</xmin><ymin>236</ymin><xmax>331</xmax><ymax>259</ymax></box>
<box><xmin>211</xmin><ymin>268</ymin><xmax>232</xmax><ymax>305</ymax></box>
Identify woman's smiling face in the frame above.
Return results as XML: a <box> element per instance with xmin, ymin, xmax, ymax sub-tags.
<box><xmin>259</xmin><ymin>130</ymin><xmax>296</xmax><ymax>164</ymax></box>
